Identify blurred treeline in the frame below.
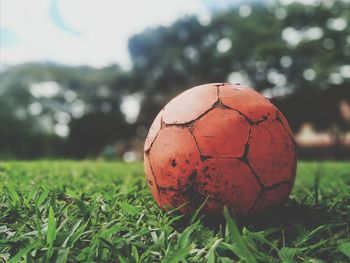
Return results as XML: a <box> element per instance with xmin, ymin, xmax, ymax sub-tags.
<box><xmin>0</xmin><ymin>0</ymin><xmax>349</xmax><ymax>159</ymax></box>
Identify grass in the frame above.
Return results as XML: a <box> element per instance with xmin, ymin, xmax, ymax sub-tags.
<box><xmin>0</xmin><ymin>161</ymin><xmax>349</xmax><ymax>262</ymax></box>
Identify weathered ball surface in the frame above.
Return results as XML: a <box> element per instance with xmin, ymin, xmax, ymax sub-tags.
<box><xmin>144</xmin><ymin>83</ymin><xmax>297</xmax><ymax>216</ymax></box>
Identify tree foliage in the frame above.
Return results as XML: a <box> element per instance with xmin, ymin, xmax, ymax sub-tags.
<box><xmin>0</xmin><ymin>0</ymin><xmax>349</xmax><ymax>158</ymax></box>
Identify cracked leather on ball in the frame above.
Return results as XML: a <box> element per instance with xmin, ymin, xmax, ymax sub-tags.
<box><xmin>144</xmin><ymin>83</ymin><xmax>297</xmax><ymax>216</ymax></box>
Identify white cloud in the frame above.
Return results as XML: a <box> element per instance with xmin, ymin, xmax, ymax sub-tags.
<box><xmin>1</xmin><ymin>0</ymin><xmax>209</xmax><ymax>68</ymax></box>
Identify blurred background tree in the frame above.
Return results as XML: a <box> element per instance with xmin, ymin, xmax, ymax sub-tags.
<box><xmin>0</xmin><ymin>0</ymin><xmax>349</xmax><ymax>159</ymax></box>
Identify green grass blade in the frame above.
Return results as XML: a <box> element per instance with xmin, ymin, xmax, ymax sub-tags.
<box><xmin>71</xmin><ymin>197</ymin><xmax>90</xmax><ymax>218</ymax></box>
<box><xmin>162</xmin><ymin>246</ymin><xmax>192</xmax><ymax>263</ymax></box>
<box><xmin>47</xmin><ymin>206</ymin><xmax>56</xmax><ymax>245</ymax></box>
<box><xmin>339</xmin><ymin>242</ymin><xmax>350</xmax><ymax>259</ymax></box>
<box><xmin>131</xmin><ymin>245</ymin><xmax>139</xmax><ymax>261</ymax></box>
<box><xmin>1</xmin><ymin>161</ymin><xmax>350</xmax><ymax>262</ymax></box>
<box><xmin>36</xmin><ymin>189</ymin><xmax>49</xmax><ymax>206</ymax></box>
<box><xmin>206</xmin><ymin>238</ymin><xmax>223</xmax><ymax>263</ymax></box>
<box><xmin>117</xmin><ymin>201</ymin><xmax>139</xmax><ymax>216</ymax></box>
<box><xmin>223</xmin><ymin>207</ymin><xmax>256</xmax><ymax>263</ymax></box>
<box><xmin>62</xmin><ymin>220</ymin><xmax>82</xmax><ymax>248</ymax></box>
<box><xmin>189</xmin><ymin>196</ymin><xmax>209</xmax><ymax>225</ymax></box>
<box><xmin>46</xmin><ymin>206</ymin><xmax>57</xmax><ymax>259</ymax></box>
<box><xmin>177</xmin><ymin>222</ymin><xmax>198</xmax><ymax>249</ymax></box>
<box><xmin>70</xmin><ymin>221</ymin><xmax>89</xmax><ymax>246</ymax></box>
<box><xmin>56</xmin><ymin>248</ymin><xmax>70</xmax><ymax>263</ymax></box>
<box><xmin>117</xmin><ymin>254</ymin><xmax>129</xmax><ymax>263</ymax></box>
<box><xmin>278</xmin><ymin>247</ymin><xmax>301</xmax><ymax>263</ymax></box>
<box><xmin>8</xmin><ymin>240</ymin><xmax>40</xmax><ymax>263</ymax></box>
<box><xmin>6</xmin><ymin>185</ymin><xmax>20</xmax><ymax>205</ymax></box>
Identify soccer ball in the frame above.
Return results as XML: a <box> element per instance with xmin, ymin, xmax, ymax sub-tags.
<box><xmin>144</xmin><ymin>83</ymin><xmax>297</xmax><ymax>216</ymax></box>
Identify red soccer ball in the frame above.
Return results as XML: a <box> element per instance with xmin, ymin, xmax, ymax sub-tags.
<box><xmin>144</xmin><ymin>83</ymin><xmax>297</xmax><ymax>217</ymax></box>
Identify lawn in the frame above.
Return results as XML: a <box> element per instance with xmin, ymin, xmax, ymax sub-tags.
<box><xmin>0</xmin><ymin>161</ymin><xmax>349</xmax><ymax>262</ymax></box>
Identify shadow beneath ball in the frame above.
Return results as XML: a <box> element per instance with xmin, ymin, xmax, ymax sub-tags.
<box><xmin>171</xmin><ymin>198</ymin><xmax>342</xmax><ymax>233</ymax></box>
<box><xmin>245</xmin><ymin>199</ymin><xmax>334</xmax><ymax>230</ymax></box>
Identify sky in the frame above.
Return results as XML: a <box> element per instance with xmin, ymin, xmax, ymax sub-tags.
<box><xmin>0</xmin><ymin>0</ymin><xmax>227</xmax><ymax>69</ymax></box>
